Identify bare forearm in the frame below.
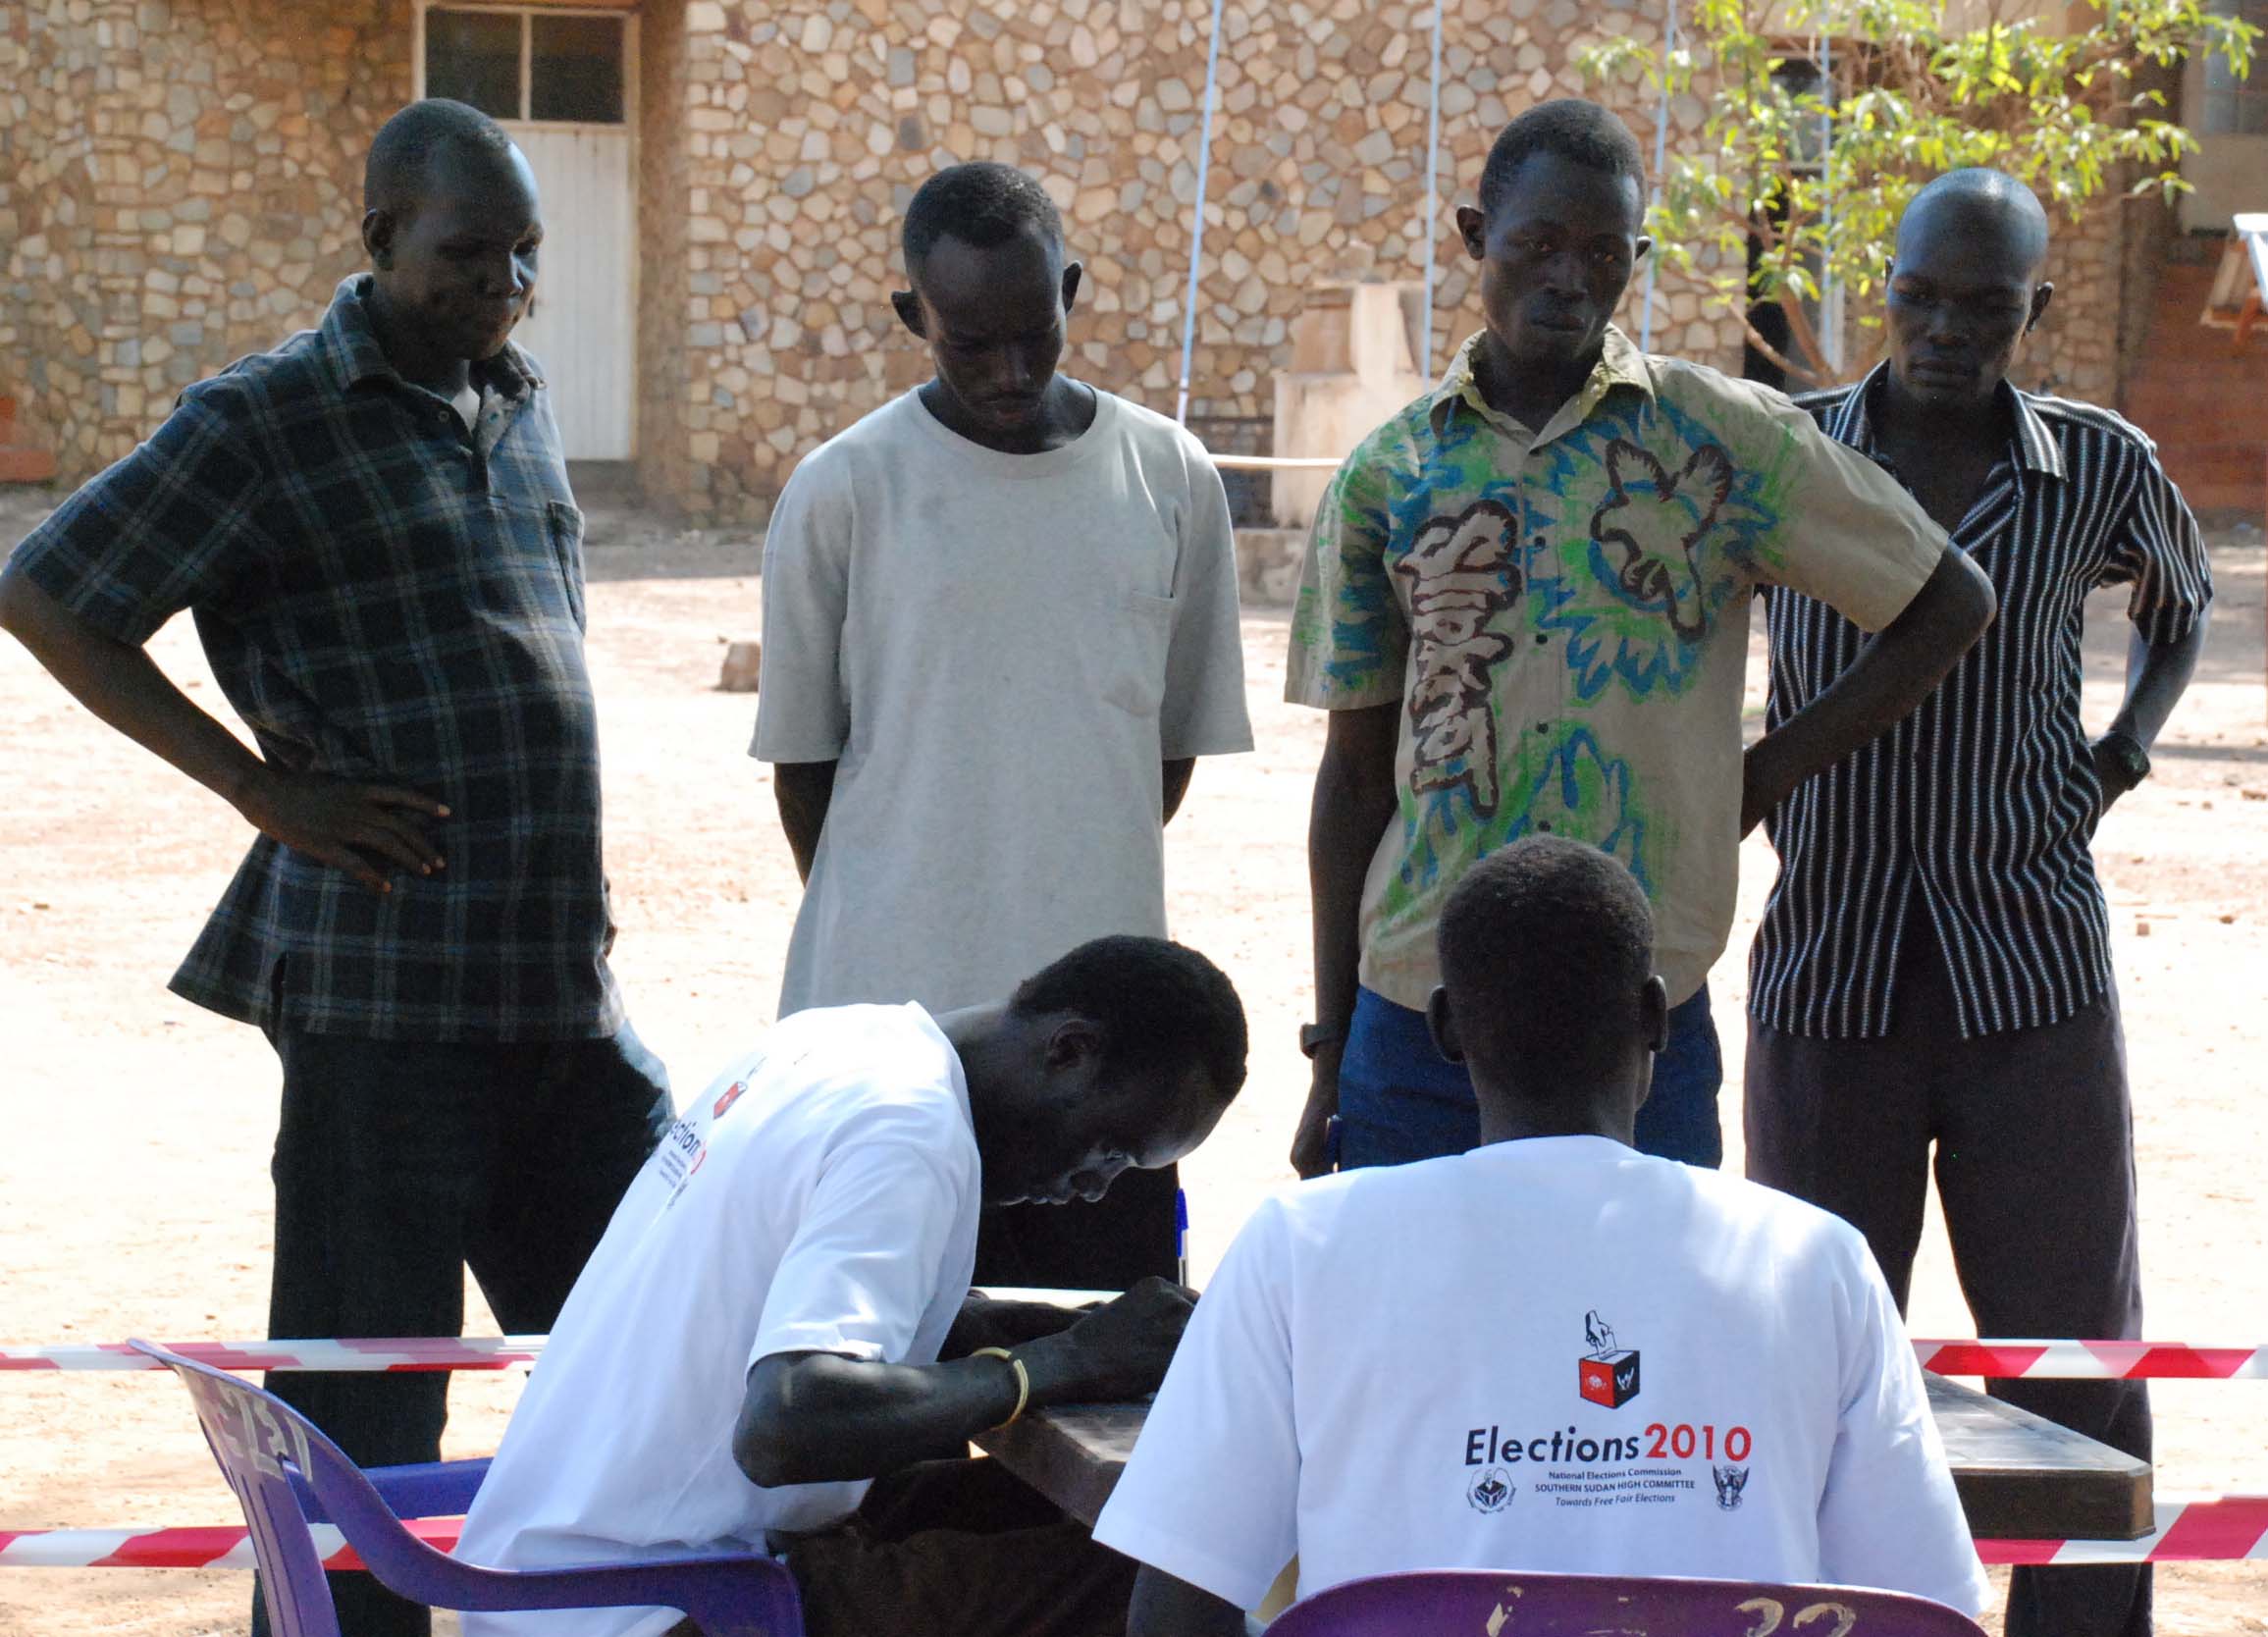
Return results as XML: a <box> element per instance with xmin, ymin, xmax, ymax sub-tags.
<box><xmin>0</xmin><ymin>570</ymin><xmax>263</xmax><ymax>812</ymax></box>
<box><xmin>1308</xmin><ymin>719</ymin><xmax>1398</xmax><ymax>1035</ymax></box>
<box><xmin>1747</xmin><ymin>549</ymin><xmax>1994</xmax><ymax>831</ymax></box>
<box><xmin>942</xmin><ymin>1295</ymin><xmax>1088</xmax><ymax>1357</ymax></box>
<box><xmin>1162</xmin><ymin>757</ymin><xmax>1195</xmax><ymax>824</ymax></box>
<box><xmin>772</xmin><ymin>759</ymin><xmax>838</xmax><ymax>883</ymax></box>
<box><xmin>735</xmin><ymin>1351</ymin><xmax>1022</xmax><ymax>1488</ymax></box>
<box><xmin>2110</xmin><ymin>619</ymin><xmax>2206</xmax><ymax>748</ymax></box>
<box><xmin>1129</xmin><ymin>1566</ymin><xmax>1249</xmax><ymax>1637</ymax></box>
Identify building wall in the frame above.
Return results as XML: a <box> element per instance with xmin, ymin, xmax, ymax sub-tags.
<box><xmin>3</xmin><ymin>0</ymin><xmax>2160</xmax><ymax>513</ymax></box>
<box><xmin>660</xmin><ymin>0</ymin><xmax>1747</xmax><ymax>522</ymax></box>
<box><xmin>637</xmin><ymin>0</ymin><xmax>697</xmax><ymax>512</ymax></box>
<box><xmin>2</xmin><ymin>0</ymin><xmax>407</xmax><ymax>485</ymax></box>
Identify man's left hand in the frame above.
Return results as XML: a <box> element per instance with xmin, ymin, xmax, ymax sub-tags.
<box><xmin>1739</xmin><ymin>740</ymin><xmax>1793</xmax><ymax>839</ymax></box>
<box><xmin>2087</xmin><ymin>735</ymin><xmax>2140</xmax><ymax>827</ymax></box>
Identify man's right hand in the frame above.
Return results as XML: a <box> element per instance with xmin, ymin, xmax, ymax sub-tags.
<box><xmin>235</xmin><ymin>768</ymin><xmax>449</xmax><ymax>894</ymax></box>
<box><xmin>1289</xmin><ymin>1051</ymin><xmax>1342</xmax><ymax>1179</ymax></box>
<box><xmin>1019</xmin><ymin>1276</ymin><xmax>1194</xmax><ymax>1404</ymax></box>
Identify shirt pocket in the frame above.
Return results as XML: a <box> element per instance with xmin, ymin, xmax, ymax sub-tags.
<box><xmin>1103</xmin><ymin>591</ymin><xmax>1177</xmax><ymax>717</ymax></box>
<box><xmin>547</xmin><ymin>500</ymin><xmax>588</xmax><ymax>632</ymax></box>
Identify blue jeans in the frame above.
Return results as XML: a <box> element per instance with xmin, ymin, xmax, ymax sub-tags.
<box><xmin>1336</xmin><ymin>982</ymin><xmax>1724</xmax><ymax>1169</ymax></box>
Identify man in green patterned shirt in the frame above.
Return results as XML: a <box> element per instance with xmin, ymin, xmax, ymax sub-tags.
<box><xmin>1287</xmin><ymin>101</ymin><xmax>1995</xmax><ymax>1177</ymax></box>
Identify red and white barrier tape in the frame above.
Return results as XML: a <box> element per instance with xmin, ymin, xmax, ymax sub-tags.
<box><xmin>1975</xmin><ymin>1495</ymin><xmax>2268</xmax><ymax>1565</ymax></box>
<box><xmin>1913</xmin><ymin>1342</ymin><xmax>2268</xmax><ymax>1382</ymax></box>
<box><xmin>6</xmin><ymin>1500</ymin><xmax>2265</xmax><ymax>1568</ymax></box>
<box><xmin>6</xmin><ymin>1337</ymin><xmax>2264</xmax><ymax>1378</ymax></box>
<box><xmin>0</xmin><ymin>1338</ymin><xmax>544</xmax><ymax>1373</ymax></box>
<box><xmin>0</xmin><ymin>1517</ymin><xmax>460</xmax><ymax>1569</ymax></box>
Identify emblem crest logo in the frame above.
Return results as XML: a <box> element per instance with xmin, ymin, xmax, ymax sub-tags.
<box><xmin>1467</xmin><ymin>1466</ymin><xmax>1515</xmax><ymax>1513</ymax></box>
<box><xmin>1713</xmin><ymin>1464</ymin><xmax>1750</xmax><ymax>1511</ymax></box>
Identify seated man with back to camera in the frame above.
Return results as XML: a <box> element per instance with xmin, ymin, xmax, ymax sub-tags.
<box><xmin>455</xmin><ymin>935</ymin><xmax>1249</xmax><ymax>1637</ymax></box>
<box><xmin>1095</xmin><ymin>838</ymin><xmax>1987</xmax><ymax>1633</ymax></box>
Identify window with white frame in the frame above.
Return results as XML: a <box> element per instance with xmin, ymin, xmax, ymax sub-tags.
<box><xmin>423</xmin><ymin>6</ymin><xmax>627</xmax><ymax>125</ymax></box>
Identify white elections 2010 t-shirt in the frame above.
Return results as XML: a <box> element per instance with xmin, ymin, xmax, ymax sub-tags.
<box><xmin>1093</xmin><ymin>1135</ymin><xmax>1989</xmax><ymax>1615</ymax></box>
<box><xmin>456</xmin><ymin>1004</ymin><xmax>982</xmax><ymax>1637</ymax></box>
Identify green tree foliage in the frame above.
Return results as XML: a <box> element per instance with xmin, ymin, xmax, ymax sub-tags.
<box><xmin>1582</xmin><ymin>0</ymin><xmax>2258</xmax><ymax>380</ymax></box>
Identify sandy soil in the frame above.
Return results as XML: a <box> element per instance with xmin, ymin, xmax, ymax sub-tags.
<box><xmin>1</xmin><ymin>489</ymin><xmax>2262</xmax><ymax>1635</ymax></box>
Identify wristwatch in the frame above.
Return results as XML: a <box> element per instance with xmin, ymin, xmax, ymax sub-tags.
<box><xmin>1298</xmin><ymin>1023</ymin><xmax>1347</xmax><ymax>1059</ymax></box>
<box><xmin>2096</xmin><ymin>730</ymin><xmax>2151</xmax><ymax>793</ymax></box>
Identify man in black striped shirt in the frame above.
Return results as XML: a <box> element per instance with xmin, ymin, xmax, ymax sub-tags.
<box><xmin>1747</xmin><ymin>171</ymin><xmax>2211</xmax><ymax>1637</ymax></box>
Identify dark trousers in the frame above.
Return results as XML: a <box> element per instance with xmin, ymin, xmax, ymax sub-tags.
<box><xmin>251</xmin><ymin>1023</ymin><xmax>672</xmax><ymax>1637</ymax></box>
<box><xmin>1746</xmin><ymin>925</ymin><xmax>2150</xmax><ymax>1637</ymax></box>
<box><xmin>774</xmin><ymin>1457</ymin><xmax>1138</xmax><ymax>1637</ymax></box>
<box><xmin>975</xmin><ymin>1161</ymin><xmax>1179</xmax><ymax>1290</ymax></box>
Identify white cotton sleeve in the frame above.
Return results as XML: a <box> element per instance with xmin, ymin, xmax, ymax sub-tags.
<box><xmin>1158</xmin><ymin>446</ymin><xmax>1255</xmax><ymax>760</ymax></box>
<box><xmin>749</xmin><ymin>1127</ymin><xmax>968</xmax><ymax>1368</ymax></box>
<box><xmin>752</xmin><ymin>451</ymin><xmax>855</xmax><ymax>764</ymax></box>
<box><xmin>1092</xmin><ymin>1197</ymin><xmax>1299</xmax><ymax>1611</ymax></box>
<box><xmin>1816</xmin><ymin>1240</ymin><xmax>1992</xmax><ymax>1614</ymax></box>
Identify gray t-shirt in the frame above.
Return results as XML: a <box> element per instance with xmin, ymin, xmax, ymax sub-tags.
<box><xmin>753</xmin><ymin>385</ymin><xmax>1254</xmax><ymax>1014</ymax></box>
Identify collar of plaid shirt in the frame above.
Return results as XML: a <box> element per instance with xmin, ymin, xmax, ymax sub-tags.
<box><xmin>317</xmin><ymin>273</ymin><xmax>548</xmax><ymax>403</ymax></box>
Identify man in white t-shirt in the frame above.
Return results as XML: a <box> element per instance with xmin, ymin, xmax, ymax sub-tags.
<box><xmin>754</xmin><ymin>161</ymin><xmax>1254</xmax><ymax>1292</ymax></box>
<box><xmin>1095</xmin><ymin>840</ymin><xmax>1987</xmax><ymax>1632</ymax></box>
<box><xmin>457</xmin><ymin>935</ymin><xmax>1248</xmax><ymax>1637</ymax></box>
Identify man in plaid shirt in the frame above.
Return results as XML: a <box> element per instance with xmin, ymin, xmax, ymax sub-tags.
<box><xmin>0</xmin><ymin>100</ymin><xmax>668</xmax><ymax>1637</ymax></box>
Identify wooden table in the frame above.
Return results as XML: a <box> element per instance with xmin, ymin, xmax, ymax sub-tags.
<box><xmin>976</xmin><ymin>1373</ymin><xmax>2151</xmax><ymax>1543</ymax></box>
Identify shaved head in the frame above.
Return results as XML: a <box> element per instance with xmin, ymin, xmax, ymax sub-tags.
<box><xmin>1881</xmin><ymin>167</ymin><xmax>2055</xmax><ymax>410</ymax></box>
<box><xmin>1897</xmin><ymin>168</ymin><xmax>2051</xmax><ymax>277</ymax></box>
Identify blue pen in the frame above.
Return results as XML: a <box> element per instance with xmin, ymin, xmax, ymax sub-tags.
<box><xmin>1324</xmin><ymin>1113</ymin><xmax>1344</xmax><ymax>1172</ymax></box>
<box><xmin>1175</xmin><ymin>1187</ymin><xmax>1190</xmax><ymax>1288</ymax></box>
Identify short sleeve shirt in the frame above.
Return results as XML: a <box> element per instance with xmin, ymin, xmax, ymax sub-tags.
<box><xmin>752</xmin><ymin>387</ymin><xmax>1253</xmax><ymax>1015</ymax></box>
<box><xmin>458</xmin><ymin>1004</ymin><xmax>982</xmax><ymax>1637</ymax></box>
<box><xmin>7</xmin><ymin>276</ymin><xmax>618</xmax><ymax>1041</ymax></box>
<box><xmin>1286</xmin><ymin>328</ymin><xmax>1948</xmax><ymax>1006</ymax></box>
<box><xmin>1751</xmin><ymin>372</ymin><xmax>2215</xmax><ymax>1039</ymax></box>
<box><xmin>1093</xmin><ymin>1136</ymin><xmax>1987</xmax><ymax>1615</ymax></box>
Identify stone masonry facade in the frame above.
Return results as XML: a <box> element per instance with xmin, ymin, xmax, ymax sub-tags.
<box><xmin>649</xmin><ymin>0</ymin><xmax>1752</xmax><ymax>519</ymax></box>
<box><xmin>5</xmin><ymin>0</ymin><xmax>2140</xmax><ymax>524</ymax></box>
<box><xmin>1</xmin><ymin>0</ymin><xmax>405</xmax><ymax>486</ymax></box>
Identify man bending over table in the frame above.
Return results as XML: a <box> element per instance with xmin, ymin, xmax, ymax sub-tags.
<box><xmin>1095</xmin><ymin>839</ymin><xmax>1986</xmax><ymax>1632</ymax></box>
<box><xmin>457</xmin><ymin>935</ymin><xmax>1248</xmax><ymax>1637</ymax></box>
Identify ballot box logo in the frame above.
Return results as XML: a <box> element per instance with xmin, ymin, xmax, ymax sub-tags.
<box><xmin>1467</xmin><ymin>1466</ymin><xmax>1515</xmax><ymax>1513</ymax></box>
<box><xmin>1578</xmin><ymin>1310</ymin><xmax>1641</xmax><ymax>1409</ymax></box>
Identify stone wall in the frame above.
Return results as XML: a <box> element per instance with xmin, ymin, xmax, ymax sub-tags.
<box><xmin>1</xmin><ymin>0</ymin><xmax>2163</xmax><ymax>515</ymax></box>
<box><xmin>2</xmin><ymin>0</ymin><xmax>407</xmax><ymax>486</ymax></box>
<box><xmin>637</xmin><ymin>0</ymin><xmax>697</xmax><ymax>512</ymax></box>
<box><xmin>2027</xmin><ymin>194</ymin><xmax>2123</xmax><ymax>407</ymax></box>
<box><xmin>661</xmin><ymin>0</ymin><xmax>1747</xmax><ymax>521</ymax></box>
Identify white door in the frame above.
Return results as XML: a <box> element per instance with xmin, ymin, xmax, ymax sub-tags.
<box><xmin>420</xmin><ymin>4</ymin><xmax>637</xmax><ymax>459</ymax></box>
<box><xmin>2180</xmin><ymin>0</ymin><xmax>2268</xmax><ymax>232</ymax></box>
<box><xmin>513</xmin><ymin>129</ymin><xmax>635</xmax><ymax>459</ymax></box>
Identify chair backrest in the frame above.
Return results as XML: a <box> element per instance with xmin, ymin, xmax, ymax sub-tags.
<box><xmin>133</xmin><ymin>1339</ymin><xmax>806</xmax><ymax>1637</ymax></box>
<box><xmin>1265</xmin><ymin>1569</ymin><xmax>1989</xmax><ymax>1637</ymax></box>
<box><xmin>128</xmin><ymin>1340</ymin><xmax>356</xmax><ymax>1637</ymax></box>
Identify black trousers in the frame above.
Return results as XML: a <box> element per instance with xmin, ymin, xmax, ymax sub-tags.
<box><xmin>251</xmin><ymin>1023</ymin><xmax>672</xmax><ymax>1637</ymax></box>
<box><xmin>975</xmin><ymin>1161</ymin><xmax>1179</xmax><ymax>1291</ymax></box>
<box><xmin>773</xmin><ymin>1457</ymin><xmax>1138</xmax><ymax>1637</ymax></box>
<box><xmin>1746</xmin><ymin>924</ymin><xmax>2150</xmax><ymax>1637</ymax></box>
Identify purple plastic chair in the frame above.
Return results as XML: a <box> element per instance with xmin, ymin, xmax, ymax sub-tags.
<box><xmin>1265</xmin><ymin>1569</ymin><xmax>1989</xmax><ymax>1636</ymax></box>
<box><xmin>130</xmin><ymin>1340</ymin><xmax>802</xmax><ymax>1637</ymax></box>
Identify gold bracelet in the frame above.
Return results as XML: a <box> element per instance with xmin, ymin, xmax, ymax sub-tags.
<box><xmin>972</xmin><ymin>1347</ymin><xmax>1029</xmax><ymax>1428</ymax></box>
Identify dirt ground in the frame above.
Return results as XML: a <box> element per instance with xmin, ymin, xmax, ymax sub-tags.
<box><xmin>1</xmin><ymin>487</ymin><xmax>2263</xmax><ymax>1636</ymax></box>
